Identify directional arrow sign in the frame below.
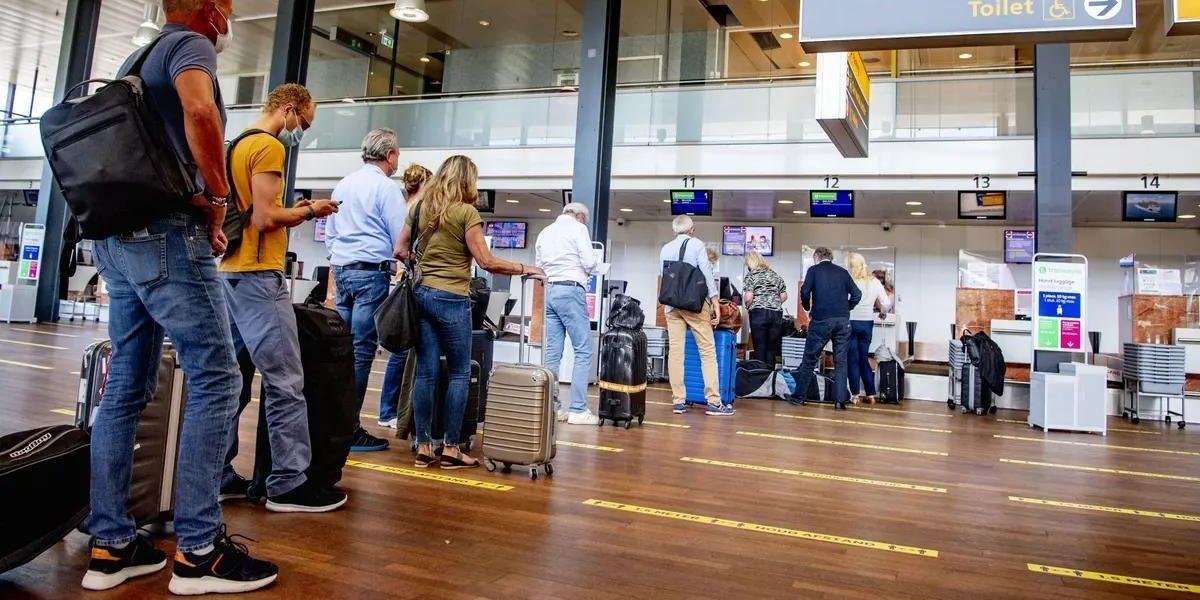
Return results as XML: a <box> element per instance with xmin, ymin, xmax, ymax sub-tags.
<box><xmin>1085</xmin><ymin>0</ymin><xmax>1121</xmax><ymax>19</ymax></box>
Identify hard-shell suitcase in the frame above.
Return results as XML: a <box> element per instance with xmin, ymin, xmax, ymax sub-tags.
<box><xmin>472</xmin><ymin>329</ymin><xmax>495</xmax><ymax>421</ymax></box>
<box><xmin>0</xmin><ymin>425</ymin><xmax>90</xmax><ymax>574</ymax></box>
<box><xmin>397</xmin><ymin>355</ymin><xmax>482</xmax><ymax>452</ymax></box>
<box><xmin>482</xmin><ymin>275</ymin><xmax>556</xmax><ymax>480</ymax></box>
<box><xmin>683</xmin><ymin>328</ymin><xmax>736</xmax><ymax>405</ymax></box>
<box><xmin>959</xmin><ymin>363</ymin><xmax>994</xmax><ymax>415</ymax></box>
<box><xmin>598</xmin><ymin>328</ymin><xmax>648</xmax><ymax>428</ymax></box>
<box><xmin>877</xmin><ymin>360</ymin><xmax>905</xmax><ymax>404</ymax></box>
<box><xmin>76</xmin><ymin>340</ymin><xmax>186</xmax><ymax>527</ymax></box>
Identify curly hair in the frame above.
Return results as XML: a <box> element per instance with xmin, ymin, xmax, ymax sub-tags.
<box><xmin>263</xmin><ymin>83</ymin><xmax>313</xmax><ymax>114</ymax></box>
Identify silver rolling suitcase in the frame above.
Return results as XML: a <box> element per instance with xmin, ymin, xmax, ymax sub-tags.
<box><xmin>482</xmin><ymin>276</ymin><xmax>557</xmax><ymax>480</ymax></box>
<box><xmin>76</xmin><ymin>340</ymin><xmax>187</xmax><ymax>526</ymax></box>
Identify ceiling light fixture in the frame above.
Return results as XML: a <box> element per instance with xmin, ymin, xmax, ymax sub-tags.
<box><xmin>910</xmin><ymin>211</ymin><xmax>927</xmax><ymax>216</ymax></box>
<box><xmin>419</xmin><ymin>56</ymin><xmax>431</xmax><ymax>63</ymax></box>
<box><xmin>538</xmin><ymin>208</ymin><xmax>552</xmax><ymax>212</ymax></box>
<box><xmin>131</xmin><ymin>2</ymin><xmax>161</xmax><ymax>47</ymax></box>
<box><xmin>390</xmin><ymin>0</ymin><xmax>429</xmax><ymax>23</ymax></box>
<box><xmin>479</xmin><ymin>20</ymin><xmax>490</xmax><ymax>26</ymax></box>
<box><xmin>777</xmin><ymin>200</ymin><xmax>793</xmax><ymax>205</ymax></box>
<box><xmin>620</xmin><ymin>208</ymin><xmax>634</xmax><ymax>213</ymax></box>
<box><xmin>505</xmin><ymin>199</ymin><xmax>520</xmax><ymax>204</ymax></box>
<box><xmin>662</xmin><ymin>198</ymin><xmax>670</xmax><ymax>203</ymax></box>
<box><xmin>561</xmin><ymin>29</ymin><xmax>580</xmax><ymax>38</ymax></box>
<box><xmin>1180</xmin><ymin>214</ymin><xmax>1197</xmax><ymax>219</ymax></box>
<box><xmin>779</xmin><ymin>32</ymin><xmax>794</xmax><ymax>39</ymax></box>
<box><xmin>905</xmin><ymin>201</ymin><xmax>923</xmax><ymax>206</ymax></box>
<box><xmin>798</xmin><ymin>60</ymin><xmax>811</xmax><ymax>67</ymax></box>
<box><xmin>958</xmin><ymin>52</ymin><xmax>974</xmax><ymax>60</ymax></box>
<box><xmin>792</xmin><ymin>210</ymin><xmax>807</xmax><ymax>215</ymax></box>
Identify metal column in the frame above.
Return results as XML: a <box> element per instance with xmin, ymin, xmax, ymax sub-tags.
<box><xmin>1033</xmin><ymin>43</ymin><xmax>1073</xmax><ymax>372</ymax></box>
<box><xmin>269</xmin><ymin>0</ymin><xmax>316</xmax><ymax>208</ymax></box>
<box><xmin>34</xmin><ymin>0</ymin><xmax>102</xmax><ymax>322</ymax></box>
<box><xmin>570</xmin><ymin>0</ymin><xmax>621</xmax><ymax>244</ymax></box>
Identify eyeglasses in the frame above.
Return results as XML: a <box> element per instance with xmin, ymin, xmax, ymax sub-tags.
<box><xmin>289</xmin><ymin>106</ymin><xmax>312</xmax><ymax>131</ymax></box>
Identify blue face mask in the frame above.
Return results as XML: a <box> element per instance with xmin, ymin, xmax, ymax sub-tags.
<box><xmin>278</xmin><ymin>110</ymin><xmax>304</xmax><ymax>147</ymax></box>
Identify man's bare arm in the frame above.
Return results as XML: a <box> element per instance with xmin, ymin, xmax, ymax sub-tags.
<box><xmin>175</xmin><ymin>69</ymin><xmax>228</xmax><ymax>197</ymax></box>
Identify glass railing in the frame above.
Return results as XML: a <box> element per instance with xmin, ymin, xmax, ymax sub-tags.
<box><xmin>3</xmin><ymin>68</ymin><xmax>1197</xmax><ymax>159</ymax></box>
<box><xmin>0</xmin><ymin>121</ymin><xmax>44</xmax><ymax>158</ymax></box>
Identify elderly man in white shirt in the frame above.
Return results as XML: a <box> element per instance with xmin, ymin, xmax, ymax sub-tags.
<box><xmin>659</xmin><ymin>215</ymin><xmax>735</xmax><ymax>416</ymax></box>
<box><xmin>535</xmin><ymin>202</ymin><xmax>600</xmax><ymax>425</ymax></box>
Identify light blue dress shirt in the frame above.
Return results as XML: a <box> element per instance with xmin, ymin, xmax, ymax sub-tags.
<box><xmin>659</xmin><ymin>234</ymin><xmax>718</xmax><ymax>313</ymax></box>
<box><xmin>325</xmin><ymin>164</ymin><xmax>407</xmax><ymax>266</ymax></box>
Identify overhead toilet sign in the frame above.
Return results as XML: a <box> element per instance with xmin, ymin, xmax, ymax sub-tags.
<box><xmin>799</xmin><ymin>0</ymin><xmax>1136</xmax><ymax>51</ymax></box>
<box><xmin>1031</xmin><ymin>254</ymin><xmax>1088</xmax><ymax>353</ymax></box>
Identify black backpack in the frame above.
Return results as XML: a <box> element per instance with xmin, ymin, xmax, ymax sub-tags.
<box><xmin>221</xmin><ymin>129</ymin><xmax>272</xmax><ymax>257</ymax></box>
<box><xmin>658</xmin><ymin>238</ymin><xmax>709</xmax><ymax>313</ymax></box>
<box><xmin>39</xmin><ymin>34</ymin><xmax>196</xmax><ymax>240</ymax></box>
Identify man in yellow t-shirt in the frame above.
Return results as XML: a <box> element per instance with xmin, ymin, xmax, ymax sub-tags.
<box><xmin>217</xmin><ymin>83</ymin><xmax>342</xmax><ymax>513</ymax></box>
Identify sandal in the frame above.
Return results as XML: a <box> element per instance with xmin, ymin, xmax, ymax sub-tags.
<box><xmin>438</xmin><ymin>453</ymin><xmax>479</xmax><ymax>470</ymax></box>
<box><xmin>414</xmin><ymin>453</ymin><xmax>437</xmax><ymax>468</ymax></box>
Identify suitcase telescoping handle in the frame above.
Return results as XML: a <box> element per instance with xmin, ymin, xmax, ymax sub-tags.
<box><xmin>519</xmin><ymin>274</ymin><xmax>547</xmax><ymax>365</ymax></box>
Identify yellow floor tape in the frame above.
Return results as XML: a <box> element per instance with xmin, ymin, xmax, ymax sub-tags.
<box><xmin>11</xmin><ymin>327</ymin><xmax>78</xmax><ymax>338</ymax></box>
<box><xmin>345</xmin><ymin>459</ymin><xmax>512</xmax><ymax>491</ymax></box>
<box><xmin>1008</xmin><ymin>496</ymin><xmax>1200</xmax><ymax>522</ymax></box>
<box><xmin>643</xmin><ymin>420</ymin><xmax>691</xmax><ymax>429</ymax></box>
<box><xmin>993</xmin><ymin>434</ymin><xmax>1200</xmax><ymax>457</ymax></box>
<box><xmin>583</xmin><ymin>498</ymin><xmax>938</xmax><ymax>557</ymax></box>
<box><xmin>838</xmin><ymin>404</ymin><xmax>954</xmax><ymax>418</ymax></box>
<box><xmin>999</xmin><ymin>458</ymin><xmax>1200</xmax><ymax>483</ymax></box>
<box><xmin>1027</xmin><ymin>563</ymin><xmax>1200</xmax><ymax>594</ymax></box>
<box><xmin>49</xmin><ymin>408</ymin><xmax>75</xmax><ymax>416</ymax></box>
<box><xmin>559</xmin><ymin>440</ymin><xmax>624</xmax><ymax>453</ymax></box>
<box><xmin>738</xmin><ymin>430</ymin><xmax>948</xmax><ymax>456</ymax></box>
<box><xmin>0</xmin><ymin>359</ymin><xmax>53</xmax><ymax>370</ymax></box>
<box><xmin>777</xmin><ymin>413</ymin><xmax>952</xmax><ymax>434</ymax></box>
<box><xmin>680</xmin><ymin>456</ymin><xmax>946</xmax><ymax>493</ymax></box>
<box><xmin>0</xmin><ymin>338</ymin><xmax>68</xmax><ymax>350</ymax></box>
<box><xmin>997</xmin><ymin>418</ymin><xmax>1161</xmax><ymax>435</ymax></box>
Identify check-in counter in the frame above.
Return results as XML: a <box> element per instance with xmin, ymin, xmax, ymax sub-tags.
<box><xmin>990</xmin><ymin>319</ymin><xmax>1032</xmax><ymax>365</ymax></box>
<box><xmin>1175</xmin><ymin>328</ymin><xmax>1200</xmax><ymax>375</ymax></box>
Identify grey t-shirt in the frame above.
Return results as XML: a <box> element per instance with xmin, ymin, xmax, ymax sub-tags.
<box><xmin>117</xmin><ymin>23</ymin><xmax>225</xmax><ymax>193</ymax></box>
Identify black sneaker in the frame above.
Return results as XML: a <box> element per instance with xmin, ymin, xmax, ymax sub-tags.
<box><xmin>349</xmin><ymin>427</ymin><xmax>389</xmax><ymax>452</ymax></box>
<box><xmin>81</xmin><ymin>534</ymin><xmax>167</xmax><ymax>591</ymax></box>
<box><xmin>265</xmin><ymin>482</ymin><xmax>348</xmax><ymax>513</ymax></box>
<box><xmin>218</xmin><ymin>474</ymin><xmax>251</xmax><ymax>503</ymax></box>
<box><xmin>167</xmin><ymin>525</ymin><xmax>278</xmax><ymax>595</ymax></box>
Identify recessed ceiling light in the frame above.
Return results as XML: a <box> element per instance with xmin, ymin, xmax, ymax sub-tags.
<box><xmin>958</xmin><ymin>52</ymin><xmax>973</xmax><ymax>60</ymax></box>
<box><xmin>792</xmin><ymin>210</ymin><xmax>807</xmax><ymax>215</ymax></box>
<box><xmin>478</xmin><ymin>20</ymin><xmax>490</xmax><ymax>26</ymax></box>
<box><xmin>1180</xmin><ymin>214</ymin><xmax>1197</xmax><ymax>219</ymax></box>
<box><xmin>538</xmin><ymin>208</ymin><xmax>551</xmax><ymax>212</ymax></box>
<box><xmin>779</xmin><ymin>32</ymin><xmax>794</xmax><ymax>39</ymax></box>
<box><xmin>777</xmin><ymin>199</ymin><xmax>794</xmax><ymax>205</ymax></box>
<box><xmin>505</xmin><ymin>199</ymin><xmax>519</xmax><ymax>204</ymax></box>
<box><xmin>419</xmin><ymin>56</ymin><xmax>431</xmax><ymax>63</ymax></box>
<box><xmin>905</xmin><ymin>201</ymin><xmax>923</xmax><ymax>206</ymax></box>
<box><xmin>561</xmin><ymin>29</ymin><xmax>579</xmax><ymax>38</ymax></box>
<box><xmin>620</xmin><ymin>208</ymin><xmax>634</xmax><ymax>213</ymax></box>
<box><xmin>910</xmin><ymin>211</ymin><xmax>927</xmax><ymax>216</ymax></box>
<box><xmin>798</xmin><ymin>61</ymin><xmax>811</xmax><ymax>67</ymax></box>
<box><xmin>662</xmin><ymin>198</ymin><xmax>670</xmax><ymax>203</ymax></box>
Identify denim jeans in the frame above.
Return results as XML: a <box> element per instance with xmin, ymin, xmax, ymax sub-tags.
<box><xmin>412</xmin><ymin>285</ymin><xmax>472</xmax><ymax>445</ymax></box>
<box><xmin>749</xmin><ymin>308</ymin><xmax>783</xmax><ymax>367</ymax></box>
<box><xmin>378</xmin><ymin>349</ymin><xmax>407</xmax><ymax>422</ymax></box>
<box><xmin>221</xmin><ymin>271</ymin><xmax>311</xmax><ymax>497</ymax></box>
<box><xmin>790</xmin><ymin>317</ymin><xmax>851</xmax><ymax>405</ymax></box>
<box><xmin>333</xmin><ymin>267</ymin><xmax>391</xmax><ymax>418</ymax></box>
<box><xmin>89</xmin><ymin>214</ymin><xmax>240</xmax><ymax>553</ymax></box>
<box><xmin>847</xmin><ymin>320</ymin><xmax>877</xmax><ymax>396</ymax></box>
<box><xmin>543</xmin><ymin>283</ymin><xmax>592</xmax><ymax>413</ymax></box>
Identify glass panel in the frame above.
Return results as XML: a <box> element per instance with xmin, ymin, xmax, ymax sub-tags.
<box><xmin>0</xmin><ymin>122</ymin><xmax>44</xmax><ymax>158</ymax></box>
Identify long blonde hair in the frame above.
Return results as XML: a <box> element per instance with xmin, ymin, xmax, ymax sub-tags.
<box><xmin>421</xmin><ymin>155</ymin><xmax>479</xmax><ymax>233</ymax></box>
<box><xmin>846</xmin><ymin>252</ymin><xmax>870</xmax><ymax>283</ymax></box>
<box><xmin>745</xmin><ymin>251</ymin><xmax>769</xmax><ymax>272</ymax></box>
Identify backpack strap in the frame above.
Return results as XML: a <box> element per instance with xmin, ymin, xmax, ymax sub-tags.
<box><xmin>678</xmin><ymin>237</ymin><xmax>689</xmax><ymax>262</ymax></box>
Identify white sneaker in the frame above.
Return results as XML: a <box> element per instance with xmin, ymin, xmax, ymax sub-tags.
<box><xmin>377</xmin><ymin>418</ymin><xmax>398</xmax><ymax>429</ymax></box>
<box><xmin>556</xmin><ymin>409</ymin><xmax>569</xmax><ymax>422</ymax></box>
<box><xmin>567</xmin><ymin>410</ymin><xmax>601</xmax><ymax>426</ymax></box>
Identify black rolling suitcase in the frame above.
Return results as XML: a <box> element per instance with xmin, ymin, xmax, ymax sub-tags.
<box><xmin>598</xmin><ymin>329</ymin><xmax>648</xmax><ymax>428</ymax></box>
<box><xmin>959</xmin><ymin>363</ymin><xmax>993</xmax><ymax>415</ymax></box>
<box><xmin>397</xmin><ymin>355</ymin><xmax>483</xmax><ymax>452</ymax></box>
<box><xmin>471</xmin><ymin>329</ymin><xmax>494</xmax><ymax>421</ymax></box>
<box><xmin>877</xmin><ymin>360</ymin><xmax>905</xmax><ymax>404</ymax></box>
<box><xmin>0</xmin><ymin>425</ymin><xmax>90</xmax><ymax>574</ymax></box>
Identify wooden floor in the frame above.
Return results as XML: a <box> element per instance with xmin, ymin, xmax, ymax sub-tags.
<box><xmin>2</xmin><ymin>320</ymin><xmax>1199</xmax><ymax>599</ymax></box>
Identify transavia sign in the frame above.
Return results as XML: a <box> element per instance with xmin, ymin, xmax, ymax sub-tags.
<box><xmin>799</xmin><ymin>0</ymin><xmax>1137</xmax><ymax>51</ymax></box>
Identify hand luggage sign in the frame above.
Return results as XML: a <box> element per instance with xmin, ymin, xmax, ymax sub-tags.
<box><xmin>1031</xmin><ymin>254</ymin><xmax>1087</xmax><ymax>352</ymax></box>
<box><xmin>17</xmin><ymin>224</ymin><xmax>45</xmax><ymax>283</ymax></box>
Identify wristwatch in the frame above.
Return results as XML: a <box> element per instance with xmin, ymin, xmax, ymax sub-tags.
<box><xmin>305</xmin><ymin>205</ymin><xmax>316</xmax><ymax>221</ymax></box>
<box><xmin>203</xmin><ymin>188</ymin><xmax>229</xmax><ymax>207</ymax></box>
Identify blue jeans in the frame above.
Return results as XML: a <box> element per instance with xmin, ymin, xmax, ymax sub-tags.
<box><xmin>89</xmin><ymin>214</ymin><xmax>240</xmax><ymax>553</ymax></box>
<box><xmin>847</xmin><ymin>320</ymin><xmax>877</xmax><ymax>396</ymax></box>
<box><xmin>412</xmin><ymin>285</ymin><xmax>472</xmax><ymax>445</ymax></box>
<box><xmin>790</xmin><ymin>317</ymin><xmax>851</xmax><ymax>405</ymax></box>
<box><xmin>333</xmin><ymin>267</ymin><xmax>391</xmax><ymax>419</ymax></box>
<box><xmin>543</xmin><ymin>283</ymin><xmax>592</xmax><ymax>413</ymax></box>
<box><xmin>378</xmin><ymin>349</ymin><xmax>407</xmax><ymax>422</ymax></box>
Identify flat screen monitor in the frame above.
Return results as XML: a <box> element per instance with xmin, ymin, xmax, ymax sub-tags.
<box><xmin>22</xmin><ymin>189</ymin><xmax>38</xmax><ymax>206</ymax></box>
<box><xmin>1123</xmin><ymin>191</ymin><xmax>1177</xmax><ymax>223</ymax></box>
<box><xmin>670</xmin><ymin>190</ymin><xmax>713</xmax><ymax>216</ymax></box>
<box><xmin>1003</xmin><ymin>230</ymin><xmax>1035</xmax><ymax>264</ymax></box>
<box><xmin>721</xmin><ymin>225</ymin><xmax>775</xmax><ymax>256</ymax></box>
<box><xmin>810</xmin><ymin>190</ymin><xmax>854</xmax><ymax>218</ymax></box>
<box><xmin>485</xmin><ymin>220</ymin><xmax>527</xmax><ymax>249</ymax></box>
<box><xmin>959</xmin><ymin>191</ymin><xmax>1007</xmax><ymax>220</ymax></box>
<box><xmin>476</xmin><ymin>189</ymin><xmax>496</xmax><ymax>214</ymax></box>
<box><xmin>561</xmin><ymin>190</ymin><xmax>573</xmax><ymax>206</ymax></box>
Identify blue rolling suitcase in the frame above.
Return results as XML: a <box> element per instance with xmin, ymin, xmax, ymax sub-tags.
<box><xmin>683</xmin><ymin>329</ymin><xmax>736</xmax><ymax>405</ymax></box>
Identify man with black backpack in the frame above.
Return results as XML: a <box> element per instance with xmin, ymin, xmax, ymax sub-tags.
<box><xmin>215</xmin><ymin>83</ymin><xmax>342</xmax><ymax>513</ymax></box>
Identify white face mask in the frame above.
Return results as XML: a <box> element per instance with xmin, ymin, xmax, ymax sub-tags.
<box><xmin>211</xmin><ymin>6</ymin><xmax>233</xmax><ymax>54</ymax></box>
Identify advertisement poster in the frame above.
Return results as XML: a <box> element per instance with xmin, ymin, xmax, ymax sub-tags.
<box><xmin>17</xmin><ymin>223</ymin><xmax>45</xmax><ymax>282</ymax></box>
<box><xmin>1032</xmin><ymin>256</ymin><xmax>1087</xmax><ymax>352</ymax></box>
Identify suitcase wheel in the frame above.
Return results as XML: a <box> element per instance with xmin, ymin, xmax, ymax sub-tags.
<box><xmin>947</xmin><ymin>400</ymin><xmax>956</xmax><ymax>409</ymax></box>
<box><xmin>1165</xmin><ymin>415</ymin><xmax>1172</xmax><ymax>423</ymax></box>
<box><xmin>530</xmin><ymin>468</ymin><xmax>538</xmax><ymax>481</ymax></box>
<box><xmin>637</xmin><ymin>415</ymin><xmax>644</xmax><ymax>425</ymax></box>
<box><xmin>1131</xmin><ymin>416</ymin><xmax>1140</xmax><ymax>425</ymax></box>
<box><xmin>974</xmin><ymin>408</ymin><xmax>984</xmax><ymax>416</ymax></box>
<box><xmin>624</xmin><ymin>420</ymin><xmax>632</xmax><ymax>429</ymax></box>
<box><xmin>544</xmin><ymin>463</ymin><xmax>554</xmax><ymax>477</ymax></box>
<box><xmin>988</xmin><ymin>406</ymin><xmax>997</xmax><ymax>415</ymax></box>
<box><xmin>1180</xmin><ymin>421</ymin><xmax>1187</xmax><ymax>430</ymax></box>
<box><xmin>960</xmin><ymin>406</ymin><xmax>969</xmax><ymax>414</ymax></box>
<box><xmin>502</xmin><ymin>463</ymin><xmax>512</xmax><ymax>474</ymax></box>
<box><xmin>484</xmin><ymin>458</ymin><xmax>497</xmax><ymax>473</ymax></box>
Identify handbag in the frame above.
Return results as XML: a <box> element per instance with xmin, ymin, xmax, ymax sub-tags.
<box><xmin>376</xmin><ymin>202</ymin><xmax>429</xmax><ymax>352</ymax></box>
<box><xmin>658</xmin><ymin>238</ymin><xmax>709</xmax><ymax>313</ymax></box>
<box><xmin>715</xmin><ymin>299</ymin><xmax>743</xmax><ymax>332</ymax></box>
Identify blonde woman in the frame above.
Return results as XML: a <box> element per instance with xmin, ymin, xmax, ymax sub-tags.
<box><xmin>846</xmin><ymin>252</ymin><xmax>891</xmax><ymax>403</ymax></box>
<box><xmin>395</xmin><ymin>155</ymin><xmax>544</xmax><ymax>468</ymax></box>
<box><xmin>742</xmin><ymin>251</ymin><xmax>787</xmax><ymax>366</ymax></box>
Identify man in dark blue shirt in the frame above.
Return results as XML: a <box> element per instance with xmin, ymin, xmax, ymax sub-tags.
<box><xmin>82</xmin><ymin>0</ymin><xmax>278</xmax><ymax>596</ymax></box>
<box><xmin>789</xmin><ymin>247</ymin><xmax>862</xmax><ymax>409</ymax></box>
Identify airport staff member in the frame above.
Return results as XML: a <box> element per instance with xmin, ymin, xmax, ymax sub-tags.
<box><xmin>325</xmin><ymin>128</ymin><xmax>407</xmax><ymax>452</ymax></box>
<box><xmin>218</xmin><ymin>83</ymin><xmax>344</xmax><ymax>513</ymax></box>
<box><xmin>788</xmin><ymin>247</ymin><xmax>861</xmax><ymax>410</ymax></box>
<box><xmin>534</xmin><ymin>202</ymin><xmax>600</xmax><ymax>425</ymax></box>
<box><xmin>660</xmin><ymin>216</ymin><xmax>735</xmax><ymax>417</ymax></box>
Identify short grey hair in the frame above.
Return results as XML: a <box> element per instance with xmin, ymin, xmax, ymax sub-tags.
<box><xmin>562</xmin><ymin>202</ymin><xmax>589</xmax><ymax>220</ymax></box>
<box><xmin>671</xmin><ymin>215</ymin><xmax>694</xmax><ymax>235</ymax></box>
<box><xmin>814</xmin><ymin>246</ymin><xmax>834</xmax><ymax>261</ymax></box>
<box><xmin>361</xmin><ymin>128</ymin><xmax>399</xmax><ymax>163</ymax></box>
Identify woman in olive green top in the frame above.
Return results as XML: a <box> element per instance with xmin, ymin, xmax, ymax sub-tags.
<box><xmin>395</xmin><ymin>155</ymin><xmax>544</xmax><ymax>469</ymax></box>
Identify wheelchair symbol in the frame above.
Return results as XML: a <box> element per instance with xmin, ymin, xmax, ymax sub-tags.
<box><xmin>1044</xmin><ymin>0</ymin><xmax>1075</xmax><ymax>20</ymax></box>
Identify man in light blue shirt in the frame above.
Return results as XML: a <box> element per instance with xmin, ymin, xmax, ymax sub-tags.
<box><xmin>325</xmin><ymin>128</ymin><xmax>406</xmax><ymax>452</ymax></box>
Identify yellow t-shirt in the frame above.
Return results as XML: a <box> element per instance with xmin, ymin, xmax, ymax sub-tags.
<box><xmin>407</xmin><ymin>201</ymin><xmax>484</xmax><ymax>297</ymax></box>
<box><xmin>219</xmin><ymin>131</ymin><xmax>288</xmax><ymax>273</ymax></box>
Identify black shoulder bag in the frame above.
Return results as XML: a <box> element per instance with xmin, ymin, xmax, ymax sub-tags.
<box><xmin>376</xmin><ymin>202</ymin><xmax>431</xmax><ymax>352</ymax></box>
<box><xmin>658</xmin><ymin>238</ymin><xmax>709</xmax><ymax>313</ymax></box>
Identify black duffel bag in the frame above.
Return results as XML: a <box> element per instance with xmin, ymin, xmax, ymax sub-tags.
<box><xmin>377</xmin><ymin>201</ymin><xmax>428</xmax><ymax>352</ymax></box>
<box><xmin>658</xmin><ymin>238</ymin><xmax>709</xmax><ymax>313</ymax></box>
<box><xmin>607</xmin><ymin>294</ymin><xmax>645</xmax><ymax>331</ymax></box>
<box><xmin>39</xmin><ymin>34</ymin><xmax>196</xmax><ymax>239</ymax></box>
<box><xmin>1</xmin><ymin>426</ymin><xmax>90</xmax><ymax>574</ymax></box>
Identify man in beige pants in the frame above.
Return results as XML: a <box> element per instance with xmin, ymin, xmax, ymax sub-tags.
<box><xmin>659</xmin><ymin>215</ymin><xmax>735</xmax><ymax>416</ymax></box>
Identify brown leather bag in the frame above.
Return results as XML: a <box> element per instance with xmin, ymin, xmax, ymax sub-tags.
<box><xmin>715</xmin><ymin>299</ymin><xmax>743</xmax><ymax>333</ymax></box>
